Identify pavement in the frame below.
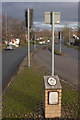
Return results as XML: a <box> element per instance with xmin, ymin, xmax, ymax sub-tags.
<box><xmin>31</xmin><ymin>45</ymin><xmax>78</xmax><ymax>90</ymax></box>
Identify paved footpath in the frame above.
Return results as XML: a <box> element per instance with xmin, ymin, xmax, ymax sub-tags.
<box><xmin>32</xmin><ymin>46</ymin><xmax>78</xmax><ymax>90</ymax></box>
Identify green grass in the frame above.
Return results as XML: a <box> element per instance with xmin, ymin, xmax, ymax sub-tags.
<box><xmin>61</xmin><ymin>81</ymin><xmax>80</xmax><ymax>118</ymax></box>
<box><xmin>64</xmin><ymin>44</ymin><xmax>80</xmax><ymax>50</ymax></box>
<box><xmin>2</xmin><ymin>60</ymin><xmax>79</xmax><ymax>119</ymax></box>
<box><xmin>2</xmin><ymin>67</ymin><xmax>44</xmax><ymax>118</ymax></box>
<box><xmin>48</xmin><ymin>45</ymin><xmax>66</xmax><ymax>56</ymax></box>
<box><xmin>2</xmin><ymin>44</ymin><xmax>6</xmax><ymax>50</ymax></box>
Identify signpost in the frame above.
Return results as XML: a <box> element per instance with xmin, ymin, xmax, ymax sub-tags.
<box><xmin>69</xmin><ymin>27</ymin><xmax>70</xmax><ymax>46</ymax></box>
<box><xmin>60</xmin><ymin>31</ymin><xmax>62</xmax><ymax>54</ymax></box>
<box><xmin>45</xmin><ymin>11</ymin><xmax>60</xmax><ymax>76</ymax></box>
<box><xmin>33</xmin><ymin>34</ymin><xmax>36</xmax><ymax>49</ymax></box>
<box><xmin>28</xmin><ymin>9</ymin><xmax>30</xmax><ymax>67</ymax></box>
<box><xmin>51</xmin><ymin>11</ymin><xmax>55</xmax><ymax>76</ymax></box>
<box><xmin>25</xmin><ymin>9</ymin><xmax>33</xmax><ymax>67</ymax></box>
<box><xmin>59</xmin><ymin>31</ymin><xmax>62</xmax><ymax>54</ymax></box>
<box><xmin>44</xmin><ymin>11</ymin><xmax>61</xmax><ymax>118</ymax></box>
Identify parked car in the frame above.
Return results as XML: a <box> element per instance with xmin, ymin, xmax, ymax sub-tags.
<box><xmin>11</xmin><ymin>45</ymin><xmax>15</xmax><ymax>50</ymax></box>
<box><xmin>39</xmin><ymin>41</ymin><xmax>43</xmax><ymax>45</ymax></box>
<box><xmin>6</xmin><ymin>44</ymin><xmax>15</xmax><ymax>50</ymax></box>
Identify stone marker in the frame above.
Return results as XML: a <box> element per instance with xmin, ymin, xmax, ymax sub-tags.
<box><xmin>44</xmin><ymin>75</ymin><xmax>62</xmax><ymax>118</ymax></box>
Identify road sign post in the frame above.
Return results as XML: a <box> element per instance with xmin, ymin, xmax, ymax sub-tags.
<box><xmin>69</xmin><ymin>27</ymin><xmax>70</xmax><ymax>46</ymax></box>
<box><xmin>51</xmin><ymin>11</ymin><xmax>55</xmax><ymax>76</ymax></box>
<box><xmin>28</xmin><ymin>9</ymin><xmax>30</xmax><ymax>67</ymax></box>
<box><xmin>59</xmin><ymin>31</ymin><xmax>62</xmax><ymax>54</ymax></box>
<box><xmin>45</xmin><ymin>11</ymin><xmax>60</xmax><ymax>76</ymax></box>
<box><xmin>33</xmin><ymin>34</ymin><xmax>36</xmax><ymax>49</ymax></box>
<box><xmin>34</xmin><ymin>34</ymin><xmax>36</xmax><ymax>49</ymax></box>
<box><xmin>44</xmin><ymin>11</ymin><xmax>61</xmax><ymax>119</ymax></box>
<box><xmin>25</xmin><ymin>9</ymin><xmax>33</xmax><ymax>67</ymax></box>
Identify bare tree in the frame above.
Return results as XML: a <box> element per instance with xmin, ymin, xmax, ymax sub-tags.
<box><xmin>62</xmin><ymin>25</ymin><xmax>73</xmax><ymax>44</ymax></box>
<box><xmin>2</xmin><ymin>15</ymin><xmax>26</xmax><ymax>45</ymax></box>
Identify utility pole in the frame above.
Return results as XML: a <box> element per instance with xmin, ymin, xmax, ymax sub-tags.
<box><xmin>27</xmin><ymin>9</ymin><xmax>30</xmax><ymax>67</ymax></box>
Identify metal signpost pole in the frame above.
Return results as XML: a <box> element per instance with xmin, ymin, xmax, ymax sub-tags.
<box><xmin>69</xmin><ymin>27</ymin><xmax>70</xmax><ymax>46</ymax></box>
<box><xmin>45</xmin><ymin>11</ymin><xmax>60</xmax><ymax>76</ymax></box>
<box><xmin>28</xmin><ymin>9</ymin><xmax>30</xmax><ymax>67</ymax></box>
<box><xmin>51</xmin><ymin>11</ymin><xmax>54</xmax><ymax>76</ymax></box>
<box><xmin>35</xmin><ymin>34</ymin><xmax>36</xmax><ymax>48</ymax></box>
<box><xmin>60</xmin><ymin>31</ymin><xmax>61</xmax><ymax>54</ymax></box>
<box><xmin>44</xmin><ymin>11</ymin><xmax>61</xmax><ymax>119</ymax></box>
<box><xmin>34</xmin><ymin>34</ymin><xmax>36</xmax><ymax>49</ymax></box>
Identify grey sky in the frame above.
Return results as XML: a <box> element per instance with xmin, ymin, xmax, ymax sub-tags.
<box><xmin>2</xmin><ymin>2</ymin><xmax>78</xmax><ymax>25</ymax></box>
<box><xmin>2</xmin><ymin>0</ymin><xmax>79</xmax><ymax>2</ymax></box>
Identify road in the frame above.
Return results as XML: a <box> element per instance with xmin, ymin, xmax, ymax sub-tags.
<box><xmin>32</xmin><ymin>46</ymin><xmax>78</xmax><ymax>89</ymax></box>
<box><xmin>2</xmin><ymin>44</ymin><xmax>79</xmax><ymax>91</ymax></box>
<box><xmin>2</xmin><ymin>45</ymin><xmax>37</xmax><ymax>91</ymax></box>
<box><xmin>55</xmin><ymin>44</ymin><xmax>78</xmax><ymax>60</ymax></box>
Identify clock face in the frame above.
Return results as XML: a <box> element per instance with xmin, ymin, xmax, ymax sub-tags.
<box><xmin>48</xmin><ymin>77</ymin><xmax>56</xmax><ymax>86</ymax></box>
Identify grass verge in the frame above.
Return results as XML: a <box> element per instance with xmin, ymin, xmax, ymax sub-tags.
<box><xmin>48</xmin><ymin>45</ymin><xmax>66</xmax><ymax>56</ymax></box>
<box><xmin>2</xmin><ymin>44</ymin><xmax>6</xmax><ymax>50</ymax></box>
<box><xmin>64</xmin><ymin>44</ymin><xmax>80</xmax><ymax>50</ymax></box>
<box><xmin>3</xmin><ymin>67</ymin><xmax>44</xmax><ymax>119</ymax></box>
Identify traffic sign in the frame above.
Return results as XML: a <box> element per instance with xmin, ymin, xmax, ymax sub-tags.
<box><xmin>45</xmin><ymin>12</ymin><xmax>60</xmax><ymax>25</ymax></box>
<box><xmin>25</xmin><ymin>9</ymin><xmax>33</xmax><ymax>28</ymax></box>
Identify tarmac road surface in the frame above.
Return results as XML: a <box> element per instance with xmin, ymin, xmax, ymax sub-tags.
<box><xmin>2</xmin><ymin>45</ymin><xmax>38</xmax><ymax>91</ymax></box>
<box><xmin>32</xmin><ymin>46</ymin><xmax>78</xmax><ymax>90</ymax></box>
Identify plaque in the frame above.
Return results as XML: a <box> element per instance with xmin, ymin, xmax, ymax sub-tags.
<box><xmin>49</xmin><ymin>92</ymin><xmax>58</xmax><ymax>104</ymax></box>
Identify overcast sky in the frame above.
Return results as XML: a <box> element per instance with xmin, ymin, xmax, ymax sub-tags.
<box><xmin>2</xmin><ymin>2</ymin><xmax>78</xmax><ymax>22</ymax></box>
<box><xmin>2</xmin><ymin>2</ymin><xmax>78</xmax><ymax>25</ymax></box>
<box><xmin>2</xmin><ymin>0</ymin><xmax>79</xmax><ymax>2</ymax></box>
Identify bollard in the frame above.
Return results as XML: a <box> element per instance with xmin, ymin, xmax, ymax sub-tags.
<box><xmin>44</xmin><ymin>75</ymin><xmax>62</xmax><ymax>118</ymax></box>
